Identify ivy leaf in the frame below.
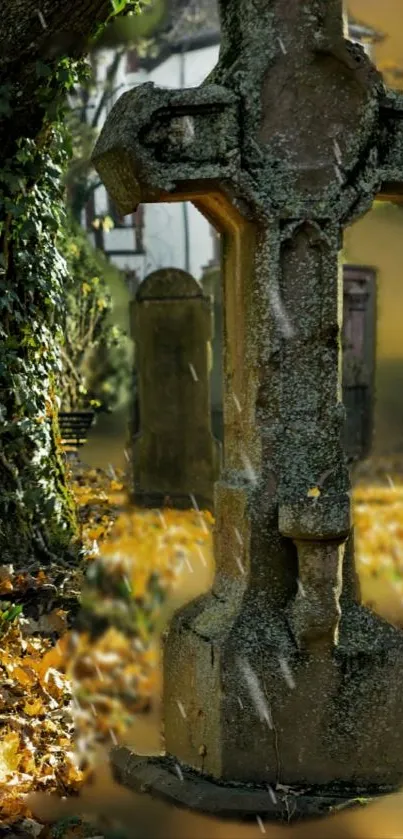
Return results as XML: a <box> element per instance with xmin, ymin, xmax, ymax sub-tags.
<box><xmin>111</xmin><ymin>0</ymin><xmax>129</xmax><ymax>13</ymax></box>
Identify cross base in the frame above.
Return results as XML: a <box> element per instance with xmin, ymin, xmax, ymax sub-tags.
<box><xmin>110</xmin><ymin>747</ymin><xmax>395</xmax><ymax>823</ymax></box>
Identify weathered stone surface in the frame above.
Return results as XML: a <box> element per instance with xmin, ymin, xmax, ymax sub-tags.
<box><xmin>93</xmin><ymin>0</ymin><xmax>403</xmax><ymax>809</ymax></box>
<box><xmin>92</xmin><ymin>84</ymin><xmax>240</xmax><ymax>214</ymax></box>
<box><xmin>378</xmin><ymin>91</ymin><xmax>403</xmax><ymax>198</ymax></box>
<box><xmin>110</xmin><ymin>746</ymin><xmax>393</xmax><ymax>822</ymax></box>
<box><xmin>131</xmin><ymin>268</ymin><xmax>220</xmax><ymax>511</ymax></box>
<box><xmin>204</xmin><ymin>261</ymin><xmax>378</xmax><ymax>465</ymax></box>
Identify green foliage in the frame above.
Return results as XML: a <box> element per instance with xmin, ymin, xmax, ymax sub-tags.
<box><xmin>91</xmin><ymin>0</ymin><xmax>143</xmax><ymax>47</ymax></box>
<box><xmin>0</xmin><ymin>60</ymin><xmax>87</xmax><ymax>562</ymax></box>
<box><xmin>0</xmin><ymin>0</ymin><xmax>148</xmax><ymax>564</ymax></box>
<box><xmin>57</xmin><ymin>217</ymin><xmax>131</xmax><ymax>413</ymax></box>
<box><xmin>0</xmin><ymin>602</ymin><xmax>23</xmax><ymax>635</ymax></box>
<box><xmin>95</xmin><ymin>0</ymin><xmax>166</xmax><ymax>49</ymax></box>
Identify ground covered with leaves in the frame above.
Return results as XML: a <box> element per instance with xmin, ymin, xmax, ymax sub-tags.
<box><xmin>1</xmin><ymin>455</ymin><xmax>403</xmax><ymax>837</ymax></box>
<box><xmin>0</xmin><ymin>458</ymin><xmax>212</xmax><ymax>837</ymax></box>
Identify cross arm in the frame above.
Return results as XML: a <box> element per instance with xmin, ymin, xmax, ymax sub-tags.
<box><xmin>91</xmin><ymin>83</ymin><xmax>241</xmax><ymax>215</ymax></box>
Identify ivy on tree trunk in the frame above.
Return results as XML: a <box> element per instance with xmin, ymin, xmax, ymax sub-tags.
<box><xmin>0</xmin><ymin>0</ymin><xmax>131</xmax><ymax>566</ymax></box>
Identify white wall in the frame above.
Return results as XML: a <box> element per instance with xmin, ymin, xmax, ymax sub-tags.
<box><xmin>87</xmin><ymin>44</ymin><xmax>220</xmax><ymax>285</ymax></box>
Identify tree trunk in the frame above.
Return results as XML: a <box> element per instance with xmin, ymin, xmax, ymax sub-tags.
<box><xmin>0</xmin><ymin>0</ymin><xmax>115</xmax><ymax>567</ymax></box>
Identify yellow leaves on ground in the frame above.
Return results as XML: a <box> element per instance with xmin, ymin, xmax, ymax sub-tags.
<box><xmin>353</xmin><ymin>480</ymin><xmax>403</xmax><ymax>620</ymax></box>
<box><xmin>100</xmin><ymin>506</ymin><xmax>213</xmax><ymax>598</ymax></box>
<box><xmin>0</xmin><ymin>733</ymin><xmax>21</xmax><ymax>782</ymax></box>
<box><xmin>1</xmin><ymin>457</ymin><xmax>402</xmax><ymax>830</ymax></box>
<box><xmin>67</xmin><ymin>628</ymin><xmax>159</xmax><ymax>750</ymax></box>
<box><xmin>0</xmin><ymin>627</ymin><xmax>81</xmax><ymax>824</ymax></box>
<box><xmin>354</xmin><ymin>484</ymin><xmax>403</xmax><ymax>582</ymax></box>
<box><xmin>23</xmin><ymin>698</ymin><xmax>45</xmax><ymax>717</ymax></box>
<box><xmin>66</xmin><ymin>464</ymin><xmax>214</xmax><ymax>761</ymax></box>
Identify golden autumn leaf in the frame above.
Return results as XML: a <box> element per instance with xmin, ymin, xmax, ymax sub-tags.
<box><xmin>13</xmin><ymin>665</ymin><xmax>37</xmax><ymax>688</ymax></box>
<box><xmin>37</xmin><ymin>644</ymin><xmax>66</xmax><ymax>681</ymax></box>
<box><xmin>23</xmin><ymin>698</ymin><xmax>45</xmax><ymax>717</ymax></box>
<box><xmin>0</xmin><ymin>732</ymin><xmax>21</xmax><ymax>782</ymax></box>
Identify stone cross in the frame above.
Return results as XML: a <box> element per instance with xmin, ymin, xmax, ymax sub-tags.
<box><xmin>129</xmin><ymin>267</ymin><xmax>220</xmax><ymax>512</ymax></box>
<box><xmin>93</xmin><ymin>0</ymin><xmax>403</xmax><ymax>820</ymax></box>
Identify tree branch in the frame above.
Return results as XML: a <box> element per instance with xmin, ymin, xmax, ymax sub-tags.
<box><xmin>0</xmin><ymin>0</ymin><xmax>113</xmax><ymax>154</ymax></box>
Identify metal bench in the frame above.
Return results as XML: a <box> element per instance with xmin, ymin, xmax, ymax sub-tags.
<box><xmin>58</xmin><ymin>411</ymin><xmax>95</xmax><ymax>452</ymax></box>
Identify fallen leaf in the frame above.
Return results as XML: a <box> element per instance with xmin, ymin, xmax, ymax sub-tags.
<box><xmin>0</xmin><ymin>732</ymin><xmax>21</xmax><ymax>781</ymax></box>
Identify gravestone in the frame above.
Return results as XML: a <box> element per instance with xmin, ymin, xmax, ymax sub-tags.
<box><xmin>129</xmin><ymin>267</ymin><xmax>220</xmax><ymax>511</ymax></box>
<box><xmin>93</xmin><ymin>0</ymin><xmax>403</xmax><ymax>820</ymax></box>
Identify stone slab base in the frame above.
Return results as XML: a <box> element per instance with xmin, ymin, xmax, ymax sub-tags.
<box><xmin>110</xmin><ymin>747</ymin><xmax>394</xmax><ymax>823</ymax></box>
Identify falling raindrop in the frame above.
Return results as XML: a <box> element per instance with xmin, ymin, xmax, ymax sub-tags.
<box><xmin>278</xmin><ymin>656</ymin><xmax>296</xmax><ymax>690</ymax></box>
<box><xmin>278</xmin><ymin>36</ymin><xmax>287</xmax><ymax>54</ymax></box>
<box><xmin>234</xmin><ymin>527</ymin><xmax>243</xmax><ymax>546</ymax></box>
<box><xmin>235</xmin><ymin>555</ymin><xmax>245</xmax><ymax>575</ymax></box>
<box><xmin>297</xmin><ymin>579</ymin><xmax>306</xmax><ymax>597</ymax></box>
<box><xmin>334</xmin><ymin>165</ymin><xmax>344</xmax><ymax>185</ymax></box>
<box><xmin>175</xmin><ymin>763</ymin><xmax>184</xmax><ymax>781</ymax></box>
<box><xmin>176</xmin><ymin>700</ymin><xmax>187</xmax><ymax>719</ymax></box>
<box><xmin>182</xmin><ymin>116</ymin><xmax>195</xmax><ymax>144</ymax></box>
<box><xmin>107</xmin><ymin>463</ymin><xmax>117</xmax><ymax>481</ymax></box>
<box><xmin>256</xmin><ymin>815</ymin><xmax>266</xmax><ymax>834</ymax></box>
<box><xmin>190</xmin><ymin>494</ymin><xmax>199</xmax><ymax>511</ymax></box>
<box><xmin>241</xmin><ymin>451</ymin><xmax>258</xmax><ymax>484</ymax></box>
<box><xmin>157</xmin><ymin>510</ymin><xmax>167</xmax><ymax>529</ymax></box>
<box><xmin>110</xmin><ymin>729</ymin><xmax>118</xmax><ymax>745</ymax></box>
<box><xmin>196</xmin><ymin>545</ymin><xmax>207</xmax><ymax>567</ymax></box>
<box><xmin>333</xmin><ymin>139</ymin><xmax>342</xmax><ymax>165</ymax></box>
<box><xmin>190</xmin><ymin>495</ymin><xmax>208</xmax><ymax>533</ymax></box>
<box><xmin>185</xmin><ymin>556</ymin><xmax>194</xmax><ymax>574</ymax></box>
<box><xmin>238</xmin><ymin>658</ymin><xmax>273</xmax><ymax>728</ymax></box>
<box><xmin>189</xmin><ymin>363</ymin><xmax>198</xmax><ymax>381</ymax></box>
<box><xmin>232</xmin><ymin>392</ymin><xmax>242</xmax><ymax>413</ymax></box>
<box><xmin>268</xmin><ymin>784</ymin><xmax>277</xmax><ymax>804</ymax></box>
<box><xmin>386</xmin><ymin>474</ymin><xmax>395</xmax><ymax>489</ymax></box>
<box><xmin>124</xmin><ymin>449</ymin><xmax>130</xmax><ymax>462</ymax></box>
<box><xmin>237</xmin><ymin>696</ymin><xmax>244</xmax><ymax>709</ymax></box>
<box><xmin>268</xmin><ymin>287</ymin><xmax>294</xmax><ymax>339</ymax></box>
<box><xmin>36</xmin><ymin>8</ymin><xmax>47</xmax><ymax>28</ymax></box>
